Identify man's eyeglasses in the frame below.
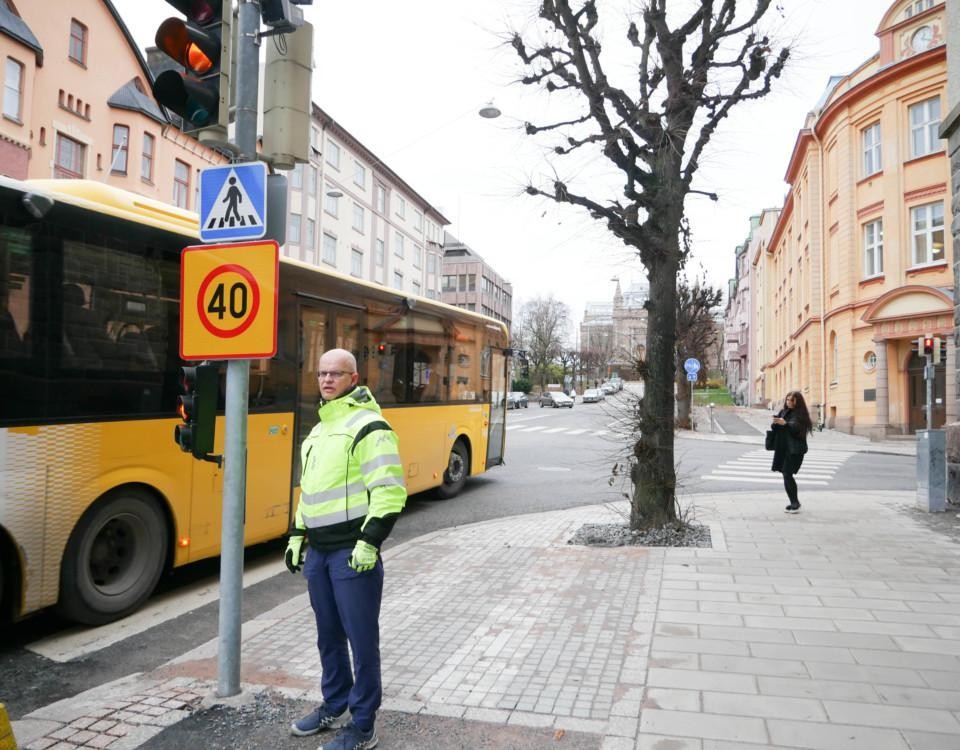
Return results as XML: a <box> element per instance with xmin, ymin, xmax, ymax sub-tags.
<box><xmin>318</xmin><ymin>370</ymin><xmax>353</xmax><ymax>380</ymax></box>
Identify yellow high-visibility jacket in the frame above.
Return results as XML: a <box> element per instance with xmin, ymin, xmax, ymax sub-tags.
<box><xmin>295</xmin><ymin>385</ymin><xmax>406</xmax><ymax>550</ymax></box>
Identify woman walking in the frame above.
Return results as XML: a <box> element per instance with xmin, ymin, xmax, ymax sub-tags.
<box><xmin>771</xmin><ymin>391</ymin><xmax>812</xmax><ymax>513</ymax></box>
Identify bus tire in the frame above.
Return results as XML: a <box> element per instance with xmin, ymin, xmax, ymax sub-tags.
<box><xmin>437</xmin><ymin>440</ymin><xmax>469</xmax><ymax>499</ymax></box>
<box><xmin>57</xmin><ymin>488</ymin><xmax>168</xmax><ymax>626</ymax></box>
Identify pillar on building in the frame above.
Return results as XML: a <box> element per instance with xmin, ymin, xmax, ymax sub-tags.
<box><xmin>946</xmin><ymin>336</ymin><xmax>956</xmax><ymax>426</ymax></box>
<box><xmin>939</xmin><ymin>0</ymin><xmax>960</xmax><ymax>502</ymax></box>
<box><xmin>874</xmin><ymin>338</ymin><xmax>890</xmax><ymax>440</ymax></box>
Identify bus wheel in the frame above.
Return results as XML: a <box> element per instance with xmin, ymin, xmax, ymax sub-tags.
<box><xmin>437</xmin><ymin>441</ymin><xmax>469</xmax><ymax>499</ymax></box>
<box><xmin>58</xmin><ymin>488</ymin><xmax>167</xmax><ymax>625</ymax></box>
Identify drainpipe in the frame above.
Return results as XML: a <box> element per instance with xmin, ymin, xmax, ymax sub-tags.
<box><xmin>811</xmin><ymin>125</ymin><xmax>827</xmax><ymax>429</ymax></box>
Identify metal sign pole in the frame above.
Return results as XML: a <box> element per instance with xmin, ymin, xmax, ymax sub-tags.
<box><xmin>926</xmin><ymin>352</ymin><xmax>934</xmax><ymax>431</ymax></box>
<box><xmin>216</xmin><ymin>0</ymin><xmax>260</xmax><ymax>699</ymax></box>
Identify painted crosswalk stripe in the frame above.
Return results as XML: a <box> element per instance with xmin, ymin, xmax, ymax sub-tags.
<box><xmin>592</xmin><ymin>430</ymin><xmax>607</xmax><ymax>436</ymax></box>
<box><xmin>565</xmin><ymin>429</ymin><xmax>588</xmax><ymax>435</ymax></box>
<box><xmin>518</xmin><ymin>425</ymin><xmax>545</xmax><ymax>432</ymax></box>
<box><xmin>543</xmin><ymin>427</ymin><xmax>567</xmax><ymax>433</ymax></box>
<box><xmin>702</xmin><ymin>475</ymin><xmax>829</xmax><ymax>485</ymax></box>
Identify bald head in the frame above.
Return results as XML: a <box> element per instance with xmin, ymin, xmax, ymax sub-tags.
<box><xmin>317</xmin><ymin>348</ymin><xmax>360</xmax><ymax>401</ymax></box>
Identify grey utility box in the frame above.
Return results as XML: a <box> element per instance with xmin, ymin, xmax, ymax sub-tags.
<box><xmin>917</xmin><ymin>429</ymin><xmax>946</xmax><ymax>513</ymax></box>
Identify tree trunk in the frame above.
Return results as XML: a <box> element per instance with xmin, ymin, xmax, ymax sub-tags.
<box><xmin>631</xmin><ymin>203</ymin><xmax>682</xmax><ymax>530</ymax></box>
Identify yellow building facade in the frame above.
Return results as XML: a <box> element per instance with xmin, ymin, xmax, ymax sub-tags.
<box><xmin>756</xmin><ymin>0</ymin><xmax>952</xmax><ymax>436</ymax></box>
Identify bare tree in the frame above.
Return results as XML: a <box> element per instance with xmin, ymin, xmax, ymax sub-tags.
<box><xmin>675</xmin><ymin>275</ymin><xmax>724</xmax><ymax>429</ymax></box>
<box><xmin>519</xmin><ymin>296</ymin><xmax>570</xmax><ymax>388</ymax></box>
<box><xmin>512</xmin><ymin>0</ymin><xmax>787</xmax><ymax>528</ymax></box>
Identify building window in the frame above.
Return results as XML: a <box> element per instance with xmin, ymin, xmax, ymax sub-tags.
<box><xmin>468</xmin><ymin>273</ymin><xmax>476</xmax><ymax>291</ymax></box>
<box><xmin>324</xmin><ymin>189</ymin><xmax>339</xmax><ymax>217</ymax></box>
<box><xmin>863</xmin><ymin>351</ymin><xmax>877</xmax><ymax>372</ymax></box>
<box><xmin>111</xmin><ymin>124</ymin><xmax>129</xmax><ymax>174</ymax></box>
<box><xmin>911</xmin><ymin>202</ymin><xmax>945</xmax><ymax>265</ymax></box>
<box><xmin>375</xmin><ymin>183</ymin><xmax>386</xmax><ymax>213</ymax></box>
<box><xmin>413</xmin><ymin>280</ymin><xmax>421</xmax><ymax>296</ymax></box>
<box><xmin>3</xmin><ymin>57</ymin><xmax>23</xmax><ymax>120</ymax></box>
<box><xmin>351</xmin><ymin>248</ymin><xmax>363</xmax><ymax>277</ymax></box>
<box><xmin>909</xmin><ymin>96</ymin><xmax>941</xmax><ymax>158</ymax></box>
<box><xmin>173</xmin><ymin>159</ymin><xmax>189</xmax><ymax>208</ymax></box>
<box><xmin>55</xmin><ymin>133</ymin><xmax>86</xmax><ymax>178</ymax></box>
<box><xmin>375</xmin><ymin>239</ymin><xmax>385</xmax><ymax>266</ymax></box>
<box><xmin>862</xmin><ymin>122</ymin><xmax>881</xmax><ymax>176</ymax></box>
<box><xmin>291</xmin><ymin>163</ymin><xmax>303</xmax><ymax>190</ymax></box>
<box><xmin>305</xmin><ymin>218</ymin><xmax>316</xmax><ymax>253</ymax></box>
<box><xmin>308</xmin><ymin>166</ymin><xmax>317</xmax><ymax>196</ymax></box>
<box><xmin>413</xmin><ymin>244</ymin><xmax>422</xmax><ymax>268</ymax></box>
<box><xmin>863</xmin><ymin>219</ymin><xmax>883</xmax><ymax>277</ymax></box>
<box><xmin>354</xmin><ymin>161</ymin><xmax>366</xmax><ymax>188</ymax></box>
<box><xmin>396</xmin><ymin>196</ymin><xmax>406</xmax><ymax>218</ymax></box>
<box><xmin>325</xmin><ymin>139</ymin><xmax>341</xmax><ymax>169</ymax></box>
<box><xmin>323</xmin><ymin>233</ymin><xmax>337</xmax><ymax>266</ymax></box>
<box><xmin>414</xmin><ymin>210</ymin><xmax>423</xmax><ymax>231</ymax></box>
<box><xmin>142</xmin><ymin>133</ymin><xmax>155</xmax><ymax>181</ymax></box>
<box><xmin>352</xmin><ymin>203</ymin><xmax>365</xmax><ymax>233</ymax></box>
<box><xmin>69</xmin><ymin>20</ymin><xmax>87</xmax><ymax>65</ymax></box>
<box><xmin>394</xmin><ymin>233</ymin><xmax>405</xmax><ymax>258</ymax></box>
<box><xmin>288</xmin><ymin>213</ymin><xmax>301</xmax><ymax>244</ymax></box>
<box><xmin>427</xmin><ymin>253</ymin><xmax>436</xmax><ymax>274</ymax></box>
<box><xmin>831</xmin><ymin>332</ymin><xmax>838</xmax><ymax>384</ymax></box>
<box><xmin>393</xmin><ymin>271</ymin><xmax>403</xmax><ymax>290</ymax></box>
<box><xmin>442</xmin><ymin>275</ymin><xmax>456</xmax><ymax>292</ymax></box>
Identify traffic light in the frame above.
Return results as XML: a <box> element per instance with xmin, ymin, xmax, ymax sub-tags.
<box><xmin>152</xmin><ymin>0</ymin><xmax>232</xmax><ymax>141</ymax></box>
<box><xmin>175</xmin><ymin>364</ymin><xmax>219</xmax><ymax>460</ymax></box>
<box><xmin>923</xmin><ymin>335</ymin><xmax>935</xmax><ymax>356</ymax></box>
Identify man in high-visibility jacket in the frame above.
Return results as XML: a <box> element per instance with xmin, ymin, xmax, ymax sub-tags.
<box><xmin>286</xmin><ymin>348</ymin><xmax>406</xmax><ymax>750</ymax></box>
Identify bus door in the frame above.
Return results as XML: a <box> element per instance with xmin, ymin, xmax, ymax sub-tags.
<box><xmin>295</xmin><ymin>302</ymin><xmax>364</xmax><ymax>483</ymax></box>
<box><xmin>485</xmin><ymin>347</ymin><xmax>508</xmax><ymax>469</ymax></box>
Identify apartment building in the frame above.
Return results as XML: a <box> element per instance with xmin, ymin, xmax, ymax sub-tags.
<box><xmin>0</xmin><ymin>0</ymin><xmax>225</xmax><ymax>205</ymax></box>
<box><xmin>281</xmin><ymin>106</ymin><xmax>449</xmax><ymax>300</ymax></box>
<box><xmin>440</xmin><ymin>233</ymin><xmax>512</xmax><ymax>327</ymax></box>
<box><xmin>757</xmin><ymin>0</ymin><xmax>951</xmax><ymax>435</ymax></box>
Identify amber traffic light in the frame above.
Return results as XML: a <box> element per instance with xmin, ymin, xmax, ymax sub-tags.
<box><xmin>152</xmin><ymin>0</ymin><xmax>232</xmax><ymax>136</ymax></box>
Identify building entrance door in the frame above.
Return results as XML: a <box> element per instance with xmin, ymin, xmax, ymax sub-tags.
<box><xmin>907</xmin><ymin>352</ymin><xmax>945</xmax><ymax>432</ymax></box>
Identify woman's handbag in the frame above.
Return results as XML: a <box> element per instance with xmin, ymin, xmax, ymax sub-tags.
<box><xmin>765</xmin><ymin>429</ymin><xmax>775</xmax><ymax>451</ymax></box>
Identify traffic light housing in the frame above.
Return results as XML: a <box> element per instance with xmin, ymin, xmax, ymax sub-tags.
<box><xmin>175</xmin><ymin>364</ymin><xmax>219</xmax><ymax>461</ymax></box>
<box><xmin>152</xmin><ymin>0</ymin><xmax>232</xmax><ymax>142</ymax></box>
<box><xmin>923</xmin><ymin>336</ymin><xmax>935</xmax><ymax>356</ymax></box>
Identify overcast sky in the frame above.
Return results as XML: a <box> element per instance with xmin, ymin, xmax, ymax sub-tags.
<box><xmin>112</xmin><ymin>0</ymin><xmax>898</xmax><ymax>335</ymax></box>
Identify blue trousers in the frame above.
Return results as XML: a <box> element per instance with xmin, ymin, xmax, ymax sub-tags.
<box><xmin>303</xmin><ymin>547</ymin><xmax>383</xmax><ymax>731</ymax></box>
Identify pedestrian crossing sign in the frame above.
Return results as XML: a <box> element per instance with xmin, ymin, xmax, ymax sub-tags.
<box><xmin>198</xmin><ymin>162</ymin><xmax>268</xmax><ymax>242</ymax></box>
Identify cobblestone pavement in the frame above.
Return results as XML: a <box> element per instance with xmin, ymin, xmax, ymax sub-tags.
<box><xmin>14</xmin><ymin>489</ymin><xmax>960</xmax><ymax>749</ymax></box>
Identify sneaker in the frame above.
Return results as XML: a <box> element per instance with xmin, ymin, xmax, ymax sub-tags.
<box><xmin>319</xmin><ymin>722</ymin><xmax>379</xmax><ymax>750</ymax></box>
<box><xmin>290</xmin><ymin>704</ymin><xmax>347</xmax><ymax>736</ymax></box>
<box><xmin>784</xmin><ymin>505</ymin><xmax>801</xmax><ymax>514</ymax></box>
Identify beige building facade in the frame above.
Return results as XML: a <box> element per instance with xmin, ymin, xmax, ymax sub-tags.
<box><xmin>0</xmin><ymin>1</ymin><xmax>225</xmax><ymax>206</ymax></box>
<box><xmin>757</xmin><ymin>0</ymin><xmax>952</xmax><ymax>436</ymax></box>
<box><xmin>283</xmin><ymin>107</ymin><xmax>452</xmax><ymax>301</ymax></box>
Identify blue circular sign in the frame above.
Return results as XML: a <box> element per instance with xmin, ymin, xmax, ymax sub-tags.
<box><xmin>683</xmin><ymin>358</ymin><xmax>701</xmax><ymax>374</ymax></box>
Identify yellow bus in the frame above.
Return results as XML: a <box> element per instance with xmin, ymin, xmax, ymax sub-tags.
<box><xmin>0</xmin><ymin>177</ymin><xmax>509</xmax><ymax>625</ymax></box>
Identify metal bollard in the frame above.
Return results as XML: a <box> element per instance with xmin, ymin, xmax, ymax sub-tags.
<box><xmin>708</xmin><ymin>403</ymin><xmax>715</xmax><ymax>433</ymax></box>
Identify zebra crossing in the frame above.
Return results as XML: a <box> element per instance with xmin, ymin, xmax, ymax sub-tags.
<box><xmin>506</xmin><ymin>418</ymin><xmax>611</xmax><ymax>438</ymax></box>
<box><xmin>700</xmin><ymin>448</ymin><xmax>854</xmax><ymax>485</ymax></box>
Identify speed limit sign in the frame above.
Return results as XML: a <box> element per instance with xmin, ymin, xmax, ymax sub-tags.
<box><xmin>180</xmin><ymin>240</ymin><xmax>279</xmax><ymax>359</ymax></box>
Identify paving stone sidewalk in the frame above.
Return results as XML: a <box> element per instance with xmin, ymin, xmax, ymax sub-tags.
<box><xmin>13</xmin><ymin>489</ymin><xmax>960</xmax><ymax>749</ymax></box>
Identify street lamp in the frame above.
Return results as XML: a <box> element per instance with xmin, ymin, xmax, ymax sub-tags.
<box><xmin>478</xmin><ymin>101</ymin><xmax>501</xmax><ymax>119</ymax></box>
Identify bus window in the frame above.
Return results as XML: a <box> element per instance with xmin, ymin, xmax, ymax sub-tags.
<box><xmin>0</xmin><ymin>227</ymin><xmax>29</xmax><ymax>359</ymax></box>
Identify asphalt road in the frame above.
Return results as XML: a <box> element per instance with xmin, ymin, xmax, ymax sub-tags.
<box><xmin>0</xmin><ymin>395</ymin><xmax>918</xmax><ymax>722</ymax></box>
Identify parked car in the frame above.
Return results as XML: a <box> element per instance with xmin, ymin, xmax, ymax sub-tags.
<box><xmin>582</xmin><ymin>388</ymin><xmax>602</xmax><ymax>403</ymax></box>
<box><xmin>506</xmin><ymin>391</ymin><xmax>528</xmax><ymax>409</ymax></box>
<box><xmin>540</xmin><ymin>392</ymin><xmax>574</xmax><ymax>408</ymax></box>
<box><xmin>601</xmin><ymin>382</ymin><xmax>617</xmax><ymax>395</ymax></box>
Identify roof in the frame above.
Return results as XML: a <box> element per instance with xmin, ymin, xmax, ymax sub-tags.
<box><xmin>108</xmin><ymin>78</ymin><xmax>166</xmax><ymax>124</ymax></box>
<box><xmin>0</xmin><ymin>0</ymin><xmax>42</xmax><ymax>64</ymax></box>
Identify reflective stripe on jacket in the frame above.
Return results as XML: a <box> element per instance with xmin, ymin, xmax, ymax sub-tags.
<box><xmin>296</xmin><ymin>385</ymin><xmax>407</xmax><ymax>551</ymax></box>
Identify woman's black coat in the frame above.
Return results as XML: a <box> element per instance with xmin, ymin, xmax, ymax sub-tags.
<box><xmin>771</xmin><ymin>408</ymin><xmax>808</xmax><ymax>474</ymax></box>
